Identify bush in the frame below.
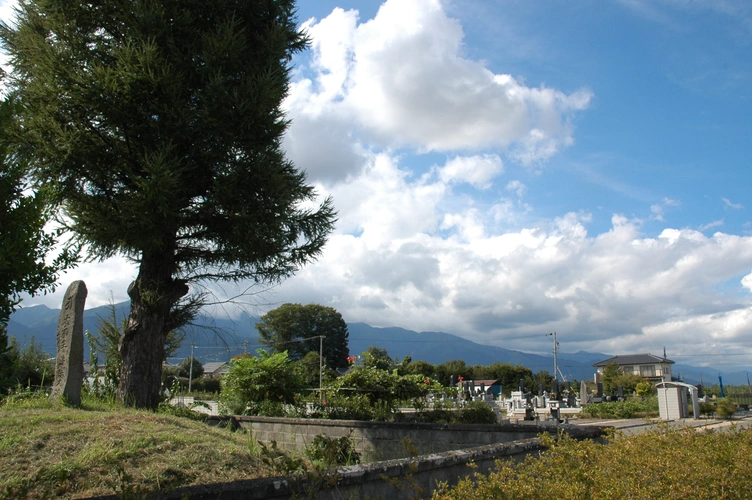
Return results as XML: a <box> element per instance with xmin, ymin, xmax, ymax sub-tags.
<box><xmin>305</xmin><ymin>434</ymin><xmax>360</xmax><ymax>467</ymax></box>
<box><xmin>717</xmin><ymin>398</ymin><xmax>737</xmax><ymax>419</ymax></box>
<box><xmin>219</xmin><ymin>350</ymin><xmax>304</xmax><ymax>415</ymax></box>
<box><xmin>699</xmin><ymin>401</ymin><xmax>715</xmax><ymax>418</ymax></box>
<box><xmin>581</xmin><ymin>396</ymin><xmax>658</xmax><ymax>419</ymax></box>
<box><xmin>433</xmin><ymin>426</ymin><xmax>752</xmax><ymax>499</ymax></box>
<box><xmin>454</xmin><ymin>401</ymin><xmax>498</xmax><ymax>424</ymax></box>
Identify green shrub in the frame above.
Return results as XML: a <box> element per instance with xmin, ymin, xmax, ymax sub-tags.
<box><xmin>454</xmin><ymin>401</ymin><xmax>497</xmax><ymax>424</ymax></box>
<box><xmin>699</xmin><ymin>401</ymin><xmax>715</xmax><ymax>418</ymax></box>
<box><xmin>716</xmin><ymin>398</ymin><xmax>737</xmax><ymax>419</ymax></box>
<box><xmin>581</xmin><ymin>396</ymin><xmax>658</xmax><ymax>419</ymax></box>
<box><xmin>433</xmin><ymin>426</ymin><xmax>752</xmax><ymax>499</ymax></box>
<box><xmin>219</xmin><ymin>350</ymin><xmax>304</xmax><ymax>415</ymax></box>
<box><xmin>305</xmin><ymin>433</ymin><xmax>360</xmax><ymax>467</ymax></box>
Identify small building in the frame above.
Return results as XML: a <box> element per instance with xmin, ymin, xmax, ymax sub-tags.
<box><xmin>593</xmin><ymin>353</ymin><xmax>674</xmax><ymax>383</ymax></box>
<box><xmin>456</xmin><ymin>379</ymin><xmax>502</xmax><ymax>397</ymax></box>
<box><xmin>202</xmin><ymin>361</ymin><xmax>231</xmax><ymax>379</ymax></box>
<box><xmin>656</xmin><ymin>381</ymin><xmax>700</xmax><ymax>420</ymax></box>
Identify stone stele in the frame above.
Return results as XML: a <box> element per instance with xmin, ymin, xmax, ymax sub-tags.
<box><xmin>51</xmin><ymin>280</ymin><xmax>88</xmax><ymax>405</ymax></box>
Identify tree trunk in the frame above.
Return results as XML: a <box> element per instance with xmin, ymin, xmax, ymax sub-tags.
<box><xmin>118</xmin><ymin>252</ymin><xmax>188</xmax><ymax>409</ymax></box>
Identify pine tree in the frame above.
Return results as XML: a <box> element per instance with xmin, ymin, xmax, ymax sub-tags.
<box><xmin>1</xmin><ymin>0</ymin><xmax>336</xmax><ymax>408</ymax></box>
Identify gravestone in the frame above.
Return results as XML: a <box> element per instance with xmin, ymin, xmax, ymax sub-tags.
<box><xmin>51</xmin><ymin>280</ymin><xmax>88</xmax><ymax>406</ymax></box>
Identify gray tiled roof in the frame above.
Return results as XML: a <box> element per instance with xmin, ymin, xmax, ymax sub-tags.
<box><xmin>593</xmin><ymin>353</ymin><xmax>674</xmax><ymax>367</ymax></box>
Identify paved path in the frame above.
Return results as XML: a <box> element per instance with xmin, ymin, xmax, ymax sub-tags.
<box><xmin>570</xmin><ymin>412</ymin><xmax>752</xmax><ymax>435</ymax></box>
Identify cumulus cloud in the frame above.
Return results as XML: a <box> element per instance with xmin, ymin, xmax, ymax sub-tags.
<box><xmin>438</xmin><ymin>155</ymin><xmax>504</xmax><ymax>189</ymax></box>
<box><xmin>285</xmin><ymin>0</ymin><xmax>592</xmax><ymax>180</ymax></box>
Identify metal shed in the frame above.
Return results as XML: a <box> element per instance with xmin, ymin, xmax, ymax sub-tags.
<box><xmin>655</xmin><ymin>381</ymin><xmax>700</xmax><ymax>420</ymax></box>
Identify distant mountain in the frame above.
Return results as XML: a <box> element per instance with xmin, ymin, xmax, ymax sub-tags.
<box><xmin>347</xmin><ymin>323</ymin><xmax>598</xmax><ymax>381</ymax></box>
<box><xmin>8</xmin><ymin>304</ymin><xmax>750</xmax><ymax>385</ymax></box>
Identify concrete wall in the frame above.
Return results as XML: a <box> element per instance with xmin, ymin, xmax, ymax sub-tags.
<box><xmin>135</xmin><ymin>425</ymin><xmax>605</xmax><ymax>500</ymax></box>
<box><xmin>209</xmin><ymin>415</ymin><xmax>601</xmax><ymax>461</ymax></box>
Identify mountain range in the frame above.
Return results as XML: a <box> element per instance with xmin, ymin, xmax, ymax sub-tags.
<box><xmin>7</xmin><ymin>302</ymin><xmax>750</xmax><ymax>385</ymax></box>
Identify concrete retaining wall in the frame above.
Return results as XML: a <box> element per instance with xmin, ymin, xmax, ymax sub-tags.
<box><xmin>129</xmin><ymin>425</ymin><xmax>604</xmax><ymax>500</ymax></box>
<box><xmin>210</xmin><ymin>416</ymin><xmax>595</xmax><ymax>461</ymax></box>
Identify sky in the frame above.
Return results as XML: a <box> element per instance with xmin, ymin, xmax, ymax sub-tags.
<box><xmin>4</xmin><ymin>0</ymin><xmax>752</xmax><ymax>370</ymax></box>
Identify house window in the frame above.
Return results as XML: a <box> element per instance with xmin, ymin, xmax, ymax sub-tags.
<box><xmin>640</xmin><ymin>365</ymin><xmax>656</xmax><ymax>377</ymax></box>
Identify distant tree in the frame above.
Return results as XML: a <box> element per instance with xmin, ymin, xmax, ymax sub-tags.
<box><xmin>601</xmin><ymin>362</ymin><xmax>623</xmax><ymax>396</ymax></box>
<box><xmin>295</xmin><ymin>351</ymin><xmax>337</xmax><ymax>389</ymax></box>
<box><xmin>178</xmin><ymin>357</ymin><xmax>204</xmax><ymax>380</ymax></box>
<box><xmin>257</xmin><ymin>304</ymin><xmax>349</xmax><ymax>370</ymax></box>
<box><xmin>404</xmin><ymin>360</ymin><xmax>436</xmax><ymax>379</ymax></box>
<box><xmin>434</xmin><ymin>359</ymin><xmax>473</xmax><ymax>386</ymax></box>
<box><xmin>1</xmin><ymin>0</ymin><xmax>335</xmax><ymax>408</ymax></box>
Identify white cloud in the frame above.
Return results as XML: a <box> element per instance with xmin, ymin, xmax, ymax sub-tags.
<box><xmin>723</xmin><ymin>197</ymin><xmax>744</xmax><ymax>210</ymax></box>
<box><xmin>505</xmin><ymin>180</ymin><xmax>527</xmax><ymax>197</ymax></box>
<box><xmin>438</xmin><ymin>155</ymin><xmax>503</xmax><ymax>189</ymax></box>
<box><xmin>699</xmin><ymin>219</ymin><xmax>724</xmax><ymax>231</ymax></box>
<box><xmin>286</xmin><ymin>0</ymin><xmax>591</xmax><ymax>174</ymax></box>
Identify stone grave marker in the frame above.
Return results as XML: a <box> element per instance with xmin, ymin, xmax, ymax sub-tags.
<box><xmin>51</xmin><ymin>280</ymin><xmax>87</xmax><ymax>405</ymax></box>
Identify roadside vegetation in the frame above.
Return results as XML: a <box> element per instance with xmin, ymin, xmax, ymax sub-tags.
<box><xmin>434</xmin><ymin>425</ymin><xmax>752</xmax><ymax>499</ymax></box>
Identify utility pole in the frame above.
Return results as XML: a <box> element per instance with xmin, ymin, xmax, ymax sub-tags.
<box><xmin>319</xmin><ymin>335</ymin><xmax>324</xmax><ymax>401</ymax></box>
<box><xmin>547</xmin><ymin>332</ymin><xmax>559</xmax><ymax>382</ymax></box>
<box><xmin>188</xmin><ymin>342</ymin><xmax>196</xmax><ymax>393</ymax></box>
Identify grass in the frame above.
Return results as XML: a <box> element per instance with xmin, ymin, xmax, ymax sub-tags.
<box><xmin>0</xmin><ymin>393</ymin><xmax>276</xmax><ymax>499</ymax></box>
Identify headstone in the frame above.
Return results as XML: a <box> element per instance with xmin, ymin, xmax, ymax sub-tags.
<box><xmin>51</xmin><ymin>281</ymin><xmax>87</xmax><ymax>406</ymax></box>
<box><xmin>596</xmin><ymin>382</ymin><xmax>604</xmax><ymax>398</ymax></box>
<box><xmin>519</xmin><ymin>378</ymin><xmax>525</xmax><ymax>392</ymax></box>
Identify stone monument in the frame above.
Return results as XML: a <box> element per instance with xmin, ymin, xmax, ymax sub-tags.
<box><xmin>51</xmin><ymin>280</ymin><xmax>87</xmax><ymax>405</ymax></box>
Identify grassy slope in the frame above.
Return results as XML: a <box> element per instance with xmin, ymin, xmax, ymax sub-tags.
<box><xmin>0</xmin><ymin>397</ymin><xmax>272</xmax><ymax>499</ymax></box>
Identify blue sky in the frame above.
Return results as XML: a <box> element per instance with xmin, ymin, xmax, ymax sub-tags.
<box><xmin>6</xmin><ymin>0</ymin><xmax>752</xmax><ymax>370</ymax></box>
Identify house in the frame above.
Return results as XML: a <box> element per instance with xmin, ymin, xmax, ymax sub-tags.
<box><xmin>202</xmin><ymin>361</ymin><xmax>231</xmax><ymax>379</ymax></box>
<box><xmin>456</xmin><ymin>379</ymin><xmax>502</xmax><ymax>397</ymax></box>
<box><xmin>593</xmin><ymin>353</ymin><xmax>674</xmax><ymax>382</ymax></box>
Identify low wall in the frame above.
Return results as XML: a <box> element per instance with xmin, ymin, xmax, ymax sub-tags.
<box><xmin>116</xmin><ymin>427</ymin><xmax>604</xmax><ymax>500</ymax></box>
<box><xmin>208</xmin><ymin>415</ymin><xmax>602</xmax><ymax>461</ymax></box>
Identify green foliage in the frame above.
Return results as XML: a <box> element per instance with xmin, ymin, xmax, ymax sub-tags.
<box><xmin>257</xmin><ymin>303</ymin><xmax>349</xmax><ymax>370</ymax></box>
<box><xmin>699</xmin><ymin>401</ymin><xmax>716</xmax><ymax>418</ymax></box>
<box><xmin>716</xmin><ymin>397</ymin><xmax>737</xmax><ymax>419</ymax></box>
<box><xmin>257</xmin><ymin>441</ymin><xmax>306</xmax><ymax>476</ymax></box>
<box><xmin>219</xmin><ymin>350</ymin><xmax>304</xmax><ymax>415</ymax></box>
<box><xmin>635</xmin><ymin>381</ymin><xmax>653</xmax><ymax>397</ymax></box>
<box><xmin>315</xmin><ymin>365</ymin><xmax>445</xmax><ymax>421</ymax></box>
<box><xmin>404</xmin><ymin>360</ymin><xmax>436</xmax><ymax>378</ymax></box>
<box><xmin>3</xmin><ymin>336</ymin><xmax>54</xmax><ymax>391</ymax></box>
<box><xmin>295</xmin><ymin>351</ymin><xmax>337</xmax><ymax>389</ymax></box>
<box><xmin>362</xmin><ymin>346</ymin><xmax>394</xmax><ymax>371</ymax></box>
<box><xmin>453</xmin><ymin>401</ymin><xmax>498</xmax><ymax>424</ymax></box>
<box><xmin>1</xmin><ymin>0</ymin><xmax>335</xmax><ymax>409</ymax></box>
<box><xmin>156</xmin><ymin>401</ymin><xmax>208</xmax><ymax>422</ymax></box>
<box><xmin>305</xmin><ymin>434</ymin><xmax>361</xmax><ymax>467</ymax></box>
<box><xmin>434</xmin><ymin>426</ymin><xmax>752</xmax><ymax>499</ymax></box>
<box><xmin>0</xmin><ymin>97</ymin><xmax>77</xmax><ymax>336</ymax></box>
<box><xmin>601</xmin><ymin>362</ymin><xmax>623</xmax><ymax>395</ymax></box>
<box><xmin>178</xmin><ymin>357</ymin><xmax>204</xmax><ymax>379</ymax></box>
<box><xmin>581</xmin><ymin>396</ymin><xmax>659</xmax><ymax>419</ymax></box>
